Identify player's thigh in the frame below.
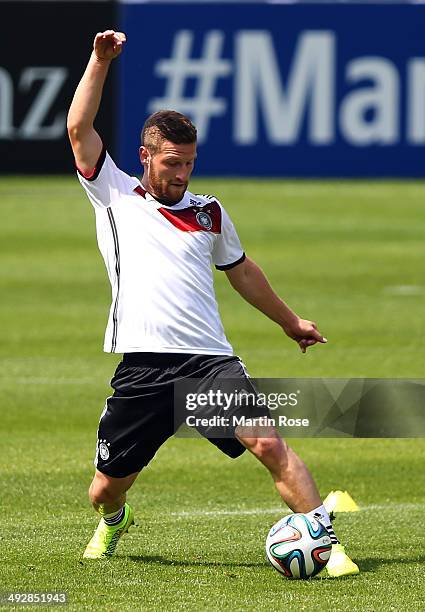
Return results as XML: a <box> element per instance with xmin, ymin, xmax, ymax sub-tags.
<box><xmin>95</xmin><ymin>392</ymin><xmax>175</xmax><ymax>477</ymax></box>
<box><xmin>193</xmin><ymin>355</ymin><xmax>269</xmax><ymax>458</ymax></box>
<box><xmin>94</xmin><ymin>360</ymin><xmax>176</xmax><ymax>477</ymax></box>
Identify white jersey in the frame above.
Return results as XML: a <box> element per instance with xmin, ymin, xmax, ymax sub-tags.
<box><xmin>77</xmin><ymin>149</ymin><xmax>245</xmax><ymax>355</ymax></box>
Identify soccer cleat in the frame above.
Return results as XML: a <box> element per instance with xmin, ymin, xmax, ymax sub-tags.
<box><xmin>83</xmin><ymin>503</ymin><xmax>134</xmax><ymax>559</ymax></box>
<box><xmin>325</xmin><ymin>543</ymin><xmax>359</xmax><ymax>577</ymax></box>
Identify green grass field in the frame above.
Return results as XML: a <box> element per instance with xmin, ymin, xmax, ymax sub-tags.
<box><xmin>1</xmin><ymin>176</ymin><xmax>424</xmax><ymax>611</ymax></box>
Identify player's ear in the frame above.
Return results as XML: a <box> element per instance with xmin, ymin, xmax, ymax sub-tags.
<box><xmin>139</xmin><ymin>146</ymin><xmax>150</xmax><ymax>165</ymax></box>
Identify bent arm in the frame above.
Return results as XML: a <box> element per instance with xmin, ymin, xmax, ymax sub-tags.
<box><xmin>225</xmin><ymin>256</ymin><xmax>327</xmax><ymax>353</ymax></box>
<box><xmin>67</xmin><ymin>30</ymin><xmax>126</xmax><ymax>175</ymax></box>
<box><xmin>225</xmin><ymin>256</ymin><xmax>298</xmax><ymax>329</ymax></box>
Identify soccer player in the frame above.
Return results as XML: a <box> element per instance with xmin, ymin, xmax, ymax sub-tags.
<box><xmin>67</xmin><ymin>30</ymin><xmax>359</xmax><ymax>577</ymax></box>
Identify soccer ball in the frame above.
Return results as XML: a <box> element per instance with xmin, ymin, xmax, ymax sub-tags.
<box><xmin>266</xmin><ymin>513</ymin><xmax>332</xmax><ymax>579</ymax></box>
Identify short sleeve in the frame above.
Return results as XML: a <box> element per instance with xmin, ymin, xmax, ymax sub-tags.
<box><xmin>212</xmin><ymin>204</ymin><xmax>246</xmax><ymax>270</ymax></box>
<box><xmin>76</xmin><ymin>148</ymin><xmax>140</xmax><ymax>209</ymax></box>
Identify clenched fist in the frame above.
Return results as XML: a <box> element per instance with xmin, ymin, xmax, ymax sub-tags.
<box><xmin>94</xmin><ymin>30</ymin><xmax>127</xmax><ymax>61</ymax></box>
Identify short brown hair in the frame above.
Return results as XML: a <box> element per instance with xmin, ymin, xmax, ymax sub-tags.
<box><xmin>141</xmin><ymin>110</ymin><xmax>197</xmax><ymax>154</ymax></box>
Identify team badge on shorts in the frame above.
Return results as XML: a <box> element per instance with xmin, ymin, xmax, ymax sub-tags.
<box><xmin>196</xmin><ymin>211</ymin><xmax>212</xmax><ymax>230</ymax></box>
<box><xmin>98</xmin><ymin>439</ymin><xmax>110</xmax><ymax>460</ymax></box>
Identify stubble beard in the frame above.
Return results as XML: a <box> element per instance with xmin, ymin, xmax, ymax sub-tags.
<box><xmin>147</xmin><ymin>166</ymin><xmax>187</xmax><ymax>205</ymax></box>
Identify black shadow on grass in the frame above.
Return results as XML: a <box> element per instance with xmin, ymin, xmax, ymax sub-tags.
<box><xmin>128</xmin><ymin>554</ymin><xmax>425</xmax><ymax>573</ymax></box>
<box><xmin>355</xmin><ymin>555</ymin><xmax>425</xmax><ymax>572</ymax></box>
<box><xmin>129</xmin><ymin>555</ymin><xmax>267</xmax><ymax>568</ymax></box>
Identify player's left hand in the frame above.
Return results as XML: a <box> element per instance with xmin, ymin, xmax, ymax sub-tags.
<box><xmin>283</xmin><ymin>318</ymin><xmax>327</xmax><ymax>353</ymax></box>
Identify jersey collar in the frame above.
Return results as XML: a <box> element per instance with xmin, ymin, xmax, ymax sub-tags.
<box><xmin>135</xmin><ymin>186</ymin><xmax>192</xmax><ymax>210</ymax></box>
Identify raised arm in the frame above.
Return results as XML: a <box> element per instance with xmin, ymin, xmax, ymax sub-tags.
<box><xmin>67</xmin><ymin>30</ymin><xmax>126</xmax><ymax>175</ymax></box>
<box><xmin>225</xmin><ymin>256</ymin><xmax>327</xmax><ymax>353</ymax></box>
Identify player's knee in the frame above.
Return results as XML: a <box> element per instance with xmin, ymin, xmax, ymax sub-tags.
<box><xmin>88</xmin><ymin>480</ymin><xmax>117</xmax><ymax>505</ymax></box>
<box><xmin>249</xmin><ymin>436</ymin><xmax>287</xmax><ymax>463</ymax></box>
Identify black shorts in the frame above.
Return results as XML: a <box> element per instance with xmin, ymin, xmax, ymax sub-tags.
<box><xmin>94</xmin><ymin>352</ymin><xmax>267</xmax><ymax>478</ymax></box>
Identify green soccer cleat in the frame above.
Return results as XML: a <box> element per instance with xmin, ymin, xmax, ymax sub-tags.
<box><xmin>83</xmin><ymin>503</ymin><xmax>134</xmax><ymax>559</ymax></box>
<box><xmin>325</xmin><ymin>543</ymin><xmax>360</xmax><ymax>578</ymax></box>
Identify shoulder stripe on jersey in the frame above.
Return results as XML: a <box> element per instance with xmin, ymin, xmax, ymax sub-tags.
<box><xmin>215</xmin><ymin>252</ymin><xmax>246</xmax><ymax>271</ymax></box>
<box><xmin>107</xmin><ymin>208</ymin><xmax>120</xmax><ymax>352</ymax></box>
<box><xmin>75</xmin><ymin>146</ymin><xmax>107</xmax><ymax>182</ymax></box>
<box><xmin>134</xmin><ymin>185</ymin><xmax>147</xmax><ymax>198</ymax></box>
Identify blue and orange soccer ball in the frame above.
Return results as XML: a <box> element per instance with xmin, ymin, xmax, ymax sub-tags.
<box><xmin>266</xmin><ymin>513</ymin><xmax>332</xmax><ymax>579</ymax></box>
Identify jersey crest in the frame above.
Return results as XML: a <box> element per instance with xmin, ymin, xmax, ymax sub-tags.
<box><xmin>157</xmin><ymin>200</ymin><xmax>221</xmax><ymax>233</ymax></box>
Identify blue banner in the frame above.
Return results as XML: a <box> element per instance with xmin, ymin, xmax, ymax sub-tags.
<box><xmin>118</xmin><ymin>3</ymin><xmax>425</xmax><ymax>177</ymax></box>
